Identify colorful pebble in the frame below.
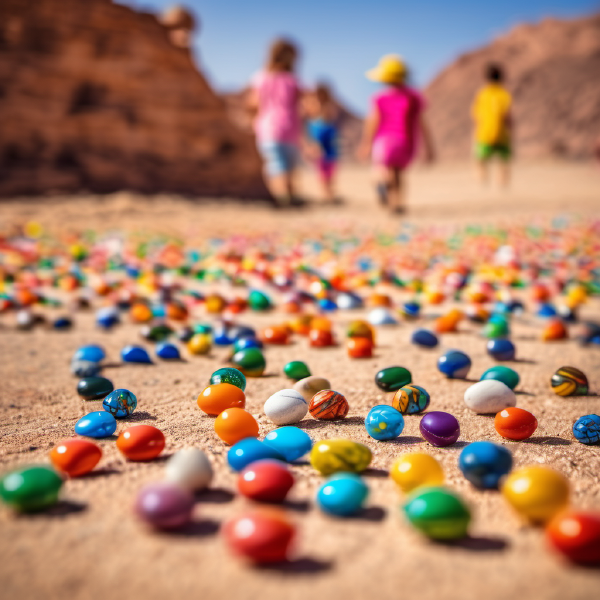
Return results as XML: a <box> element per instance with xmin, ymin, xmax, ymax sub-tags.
<box><xmin>317</xmin><ymin>473</ymin><xmax>369</xmax><ymax>516</ymax></box>
<box><xmin>364</xmin><ymin>405</ymin><xmax>405</xmax><ymax>440</ymax></box>
<box><xmin>214</xmin><ymin>408</ymin><xmax>259</xmax><ymax>445</ymax></box>
<box><xmin>238</xmin><ymin>460</ymin><xmax>294</xmax><ymax>503</ymax></box>
<box><xmin>197</xmin><ymin>383</ymin><xmax>246</xmax><ymax>416</ymax></box>
<box><xmin>264</xmin><ymin>389</ymin><xmax>308</xmax><ymax>426</ymax></box>
<box><xmin>419</xmin><ymin>411</ymin><xmax>460</xmax><ymax>447</ymax></box>
<box><xmin>117</xmin><ymin>425</ymin><xmax>165</xmax><ymax>461</ymax></box>
<box><xmin>309</xmin><ymin>390</ymin><xmax>349</xmax><ymax>420</ymax></box>
<box><xmin>390</xmin><ymin>453</ymin><xmax>444</xmax><ymax>493</ymax></box>
<box><xmin>495</xmin><ymin>407</ymin><xmax>538</xmax><ymax>440</ymax></box>
<box><xmin>49</xmin><ymin>439</ymin><xmax>102</xmax><ymax>477</ymax></box>
<box><xmin>75</xmin><ymin>411</ymin><xmax>117</xmax><ymax>438</ymax></box>
<box><xmin>459</xmin><ymin>441</ymin><xmax>513</xmax><ymax>489</ymax></box>
<box><xmin>310</xmin><ymin>439</ymin><xmax>372</xmax><ymax>476</ymax></box>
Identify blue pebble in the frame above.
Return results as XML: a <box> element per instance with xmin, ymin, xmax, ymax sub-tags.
<box><xmin>401</xmin><ymin>301</ymin><xmax>420</xmax><ymax>319</ymax></box>
<box><xmin>233</xmin><ymin>337</ymin><xmax>263</xmax><ymax>351</ymax></box>
<box><xmin>506</xmin><ymin>300</ymin><xmax>524</xmax><ymax>314</ymax></box>
<box><xmin>318</xmin><ymin>298</ymin><xmax>338</xmax><ymax>312</ymax></box>
<box><xmin>96</xmin><ymin>307</ymin><xmax>120</xmax><ymax>329</ymax></box>
<box><xmin>368</xmin><ymin>308</ymin><xmax>398</xmax><ymax>326</ymax></box>
<box><xmin>121</xmin><ymin>345</ymin><xmax>152</xmax><ymax>364</ymax></box>
<box><xmin>317</xmin><ymin>473</ymin><xmax>369</xmax><ymax>516</ymax></box>
<box><xmin>486</xmin><ymin>338</ymin><xmax>516</xmax><ymax>361</ymax></box>
<box><xmin>336</xmin><ymin>292</ymin><xmax>363</xmax><ymax>310</ymax></box>
<box><xmin>53</xmin><ymin>317</ymin><xmax>72</xmax><ymax>330</ymax></box>
<box><xmin>437</xmin><ymin>349</ymin><xmax>472</xmax><ymax>379</ymax></box>
<box><xmin>572</xmin><ymin>414</ymin><xmax>600</xmax><ymax>445</ymax></box>
<box><xmin>213</xmin><ymin>331</ymin><xmax>234</xmax><ymax>346</ymax></box>
<box><xmin>459</xmin><ymin>441</ymin><xmax>513</xmax><ymax>489</ymax></box>
<box><xmin>73</xmin><ymin>344</ymin><xmax>106</xmax><ymax>363</ymax></box>
<box><xmin>227</xmin><ymin>438</ymin><xmax>285</xmax><ymax>471</ymax></box>
<box><xmin>537</xmin><ymin>303</ymin><xmax>557</xmax><ymax>318</ymax></box>
<box><xmin>364</xmin><ymin>405</ymin><xmax>405</xmax><ymax>440</ymax></box>
<box><xmin>230</xmin><ymin>326</ymin><xmax>257</xmax><ymax>341</ymax></box>
<box><xmin>103</xmin><ymin>388</ymin><xmax>138</xmax><ymax>418</ymax></box>
<box><xmin>411</xmin><ymin>328</ymin><xmax>439</xmax><ymax>348</ymax></box>
<box><xmin>263</xmin><ymin>426</ymin><xmax>313</xmax><ymax>462</ymax></box>
<box><xmin>75</xmin><ymin>411</ymin><xmax>117</xmax><ymax>438</ymax></box>
<box><xmin>155</xmin><ymin>342</ymin><xmax>180</xmax><ymax>360</ymax></box>
<box><xmin>71</xmin><ymin>359</ymin><xmax>101</xmax><ymax>378</ymax></box>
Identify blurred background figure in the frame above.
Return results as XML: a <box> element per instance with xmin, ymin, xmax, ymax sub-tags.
<box><xmin>471</xmin><ymin>63</ymin><xmax>512</xmax><ymax>187</ymax></box>
<box><xmin>159</xmin><ymin>4</ymin><xmax>197</xmax><ymax>49</ymax></box>
<box><xmin>358</xmin><ymin>55</ymin><xmax>435</xmax><ymax>214</ymax></box>
<box><xmin>247</xmin><ymin>38</ymin><xmax>304</xmax><ymax>206</ymax></box>
<box><xmin>304</xmin><ymin>83</ymin><xmax>340</xmax><ymax>204</ymax></box>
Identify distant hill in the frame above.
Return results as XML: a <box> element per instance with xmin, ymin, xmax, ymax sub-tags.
<box><xmin>425</xmin><ymin>14</ymin><xmax>600</xmax><ymax>159</ymax></box>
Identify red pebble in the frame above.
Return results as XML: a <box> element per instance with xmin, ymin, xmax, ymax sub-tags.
<box><xmin>260</xmin><ymin>325</ymin><xmax>289</xmax><ymax>345</ymax></box>
<box><xmin>238</xmin><ymin>460</ymin><xmax>294</xmax><ymax>503</ymax></box>
<box><xmin>223</xmin><ymin>510</ymin><xmax>295</xmax><ymax>563</ymax></box>
<box><xmin>117</xmin><ymin>425</ymin><xmax>165</xmax><ymax>461</ymax></box>
<box><xmin>494</xmin><ymin>407</ymin><xmax>538</xmax><ymax>441</ymax></box>
<box><xmin>542</xmin><ymin>318</ymin><xmax>568</xmax><ymax>341</ymax></box>
<box><xmin>347</xmin><ymin>337</ymin><xmax>373</xmax><ymax>358</ymax></box>
<box><xmin>309</xmin><ymin>329</ymin><xmax>334</xmax><ymax>347</ymax></box>
<box><xmin>49</xmin><ymin>438</ymin><xmax>102</xmax><ymax>477</ymax></box>
<box><xmin>547</xmin><ymin>511</ymin><xmax>600</xmax><ymax>564</ymax></box>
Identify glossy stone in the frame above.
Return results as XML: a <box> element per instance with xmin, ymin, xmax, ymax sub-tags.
<box><xmin>103</xmin><ymin>388</ymin><xmax>137</xmax><ymax>418</ymax></box>
<box><xmin>347</xmin><ymin>337</ymin><xmax>373</xmax><ymax>358</ymax></box>
<box><xmin>317</xmin><ymin>473</ymin><xmax>369</xmax><ymax>516</ymax></box>
<box><xmin>248</xmin><ymin>290</ymin><xmax>272</xmax><ymax>311</ymax></box>
<box><xmin>228</xmin><ymin>438</ymin><xmax>286</xmax><ymax>471</ymax></box>
<box><xmin>542</xmin><ymin>318</ymin><xmax>568</xmax><ymax>341</ymax></box>
<box><xmin>459</xmin><ymin>441</ymin><xmax>513</xmax><ymax>489</ymax></box>
<box><xmin>117</xmin><ymin>425</ymin><xmax>165</xmax><ymax>461</ymax></box>
<box><xmin>187</xmin><ymin>333</ymin><xmax>211</xmax><ymax>355</ymax></box>
<box><xmin>420</xmin><ymin>412</ymin><xmax>460</xmax><ymax>447</ymax></box>
<box><xmin>121</xmin><ymin>345</ymin><xmax>152</xmax><ymax>364</ymax></box>
<box><xmin>71</xmin><ymin>359</ymin><xmax>102</xmax><ymax>378</ymax></box>
<box><xmin>502</xmin><ymin>466</ymin><xmax>570</xmax><ymax>524</ymax></box>
<box><xmin>367</xmin><ymin>307</ymin><xmax>398</xmax><ymax>326</ymax></box>
<box><xmin>364</xmin><ymin>405</ymin><xmax>405</xmax><ymax>440</ymax></box>
<box><xmin>572</xmin><ymin>414</ymin><xmax>600</xmax><ymax>445</ymax></box>
<box><xmin>551</xmin><ymin>366</ymin><xmax>589</xmax><ymax>397</ymax></box>
<box><xmin>390</xmin><ymin>453</ymin><xmax>444</xmax><ymax>493</ymax></box>
<box><xmin>404</xmin><ymin>487</ymin><xmax>471</xmax><ymax>540</ymax></box>
<box><xmin>480</xmin><ymin>366</ymin><xmax>520</xmax><ymax>390</ymax></box>
<box><xmin>238</xmin><ymin>460</ymin><xmax>294</xmax><ymax>503</ymax></box>
<box><xmin>310</xmin><ymin>439</ymin><xmax>372</xmax><ymax>476</ymax></box>
<box><xmin>96</xmin><ymin>307</ymin><xmax>120</xmax><ymax>329</ymax></box>
<box><xmin>210</xmin><ymin>367</ymin><xmax>247</xmax><ymax>391</ymax></box>
<box><xmin>437</xmin><ymin>350</ymin><xmax>471</xmax><ymax>379</ymax></box>
<box><xmin>293</xmin><ymin>376</ymin><xmax>331</xmax><ymax>401</ymax></box>
<box><xmin>231</xmin><ymin>348</ymin><xmax>266</xmax><ymax>377</ymax></box>
<box><xmin>411</xmin><ymin>328</ymin><xmax>439</xmax><ymax>348</ymax></box>
<box><xmin>0</xmin><ymin>465</ymin><xmax>63</xmax><ymax>512</ymax></box>
<box><xmin>495</xmin><ymin>407</ymin><xmax>538</xmax><ymax>440</ymax></box>
<box><xmin>197</xmin><ymin>383</ymin><xmax>246</xmax><ymax>416</ymax></box>
<box><xmin>156</xmin><ymin>342</ymin><xmax>180</xmax><ymax>360</ymax></box>
<box><xmin>486</xmin><ymin>338</ymin><xmax>516</xmax><ymax>361</ymax></box>
<box><xmin>73</xmin><ymin>344</ymin><xmax>105</xmax><ymax>363</ymax></box>
<box><xmin>464</xmin><ymin>380</ymin><xmax>516</xmax><ymax>414</ymax></box>
<box><xmin>263</xmin><ymin>427</ymin><xmax>313</xmax><ymax>462</ymax></box>
<box><xmin>233</xmin><ymin>337</ymin><xmax>263</xmax><ymax>352</ymax></box>
<box><xmin>283</xmin><ymin>360</ymin><xmax>311</xmax><ymax>381</ymax></box>
<box><xmin>309</xmin><ymin>390</ymin><xmax>349</xmax><ymax>420</ymax></box>
<box><xmin>50</xmin><ymin>439</ymin><xmax>102</xmax><ymax>477</ymax></box>
<box><xmin>165</xmin><ymin>447</ymin><xmax>213</xmax><ymax>491</ymax></box>
<box><xmin>547</xmin><ymin>511</ymin><xmax>600</xmax><ymax>565</ymax></box>
<box><xmin>215</xmin><ymin>408</ymin><xmax>259</xmax><ymax>445</ymax></box>
<box><xmin>264</xmin><ymin>389</ymin><xmax>308</xmax><ymax>426</ymax></box>
<box><xmin>483</xmin><ymin>320</ymin><xmax>510</xmax><ymax>339</ymax></box>
<box><xmin>141</xmin><ymin>323</ymin><xmax>174</xmax><ymax>341</ymax></box>
<box><xmin>75</xmin><ymin>411</ymin><xmax>117</xmax><ymax>438</ymax></box>
<box><xmin>77</xmin><ymin>376</ymin><xmax>114</xmax><ymax>400</ymax></box>
<box><xmin>53</xmin><ymin>316</ymin><xmax>72</xmax><ymax>330</ymax></box>
<box><xmin>400</xmin><ymin>301</ymin><xmax>420</xmax><ymax>320</ymax></box>
<box><xmin>135</xmin><ymin>482</ymin><xmax>194</xmax><ymax>530</ymax></box>
<box><xmin>375</xmin><ymin>366</ymin><xmax>412</xmax><ymax>392</ymax></box>
<box><xmin>392</xmin><ymin>384</ymin><xmax>430</xmax><ymax>415</ymax></box>
<box><xmin>337</xmin><ymin>292</ymin><xmax>363</xmax><ymax>310</ymax></box>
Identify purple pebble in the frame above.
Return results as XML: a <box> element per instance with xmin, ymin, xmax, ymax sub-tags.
<box><xmin>135</xmin><ymin>482</ymin><xmax>195</xmax><ymax>530</ymax></box>
<box><xmin>419</xmin><ymin>411</ymin><xmax>460</xmax><ymax>447</ymax></box>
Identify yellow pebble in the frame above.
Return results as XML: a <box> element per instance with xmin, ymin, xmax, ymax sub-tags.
<box><xmin>187</xmin><ymin>333</ymin><xmax>212</xmax><ymax>355</ymax></box>
<box><xmin>390</xmin><ymin>452</ymin><xmax>444</xmax><ymax>494</ymax></box>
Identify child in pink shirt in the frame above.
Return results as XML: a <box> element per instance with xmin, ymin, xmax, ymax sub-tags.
<box><xmin>358</xmin><ymin>55</ymin><xmax>434</xmax><ymax>213</ymax></box>
<box><xmin>248</xmin><ymin>39</ymin><xmax>303</xmax><ymax>205</ymax></box>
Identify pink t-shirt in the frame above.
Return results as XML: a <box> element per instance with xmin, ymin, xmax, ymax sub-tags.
<box><xmin>372</xmin><ymin>86</ymin><xmax>424</xmax><ymax>149</ymax></box>
<box><xmin>251</xmin><ymin>71</ymin><xmax>302</xmax><ymax>144</ymax></box>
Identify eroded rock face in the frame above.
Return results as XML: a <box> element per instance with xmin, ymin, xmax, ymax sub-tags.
<box><xmin>425</xmin><ymin>14</ymin><xmax>600</xmax><ymax>160</ymax></box>
<box><xmin>0</xmin><ymin>0</ymin><xmax>269</xmax><ymax>198</ymax></box>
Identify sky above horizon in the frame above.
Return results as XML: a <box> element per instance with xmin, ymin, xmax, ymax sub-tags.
<box><xmin>120</xmin><ymin>0</ymin><xmax>599</xmax><ymax>114</ymax></box>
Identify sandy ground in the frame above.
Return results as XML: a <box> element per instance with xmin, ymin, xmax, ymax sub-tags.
<box><xmin>1</xmin><ymin>161</ymin><xmax>600</xmax><ymax>600</ymax></box>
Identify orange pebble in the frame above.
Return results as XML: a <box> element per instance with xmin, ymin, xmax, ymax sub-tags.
<box><xmin>205</xmin><ymin>294</ymin><xmax>227</xmax><ymax>313</ymax></box>
<box><xmin>531</xmin><ymin>284</ymin><xmax>550</xmax><ymax>303</ymax></box>
<box><xmin>494</xmin><ymin>407</ymin><xmax>538</xmax><ymax>441</ymax></box>
<box><xmin>309</xmin><ymin>316</ymin><xmax>332</xmax><ymax>332</ymax></box>
<box><xmin>434</xmin><ymin>315</ymin><xmax>458</xmax><ymax>333</ymax></box>
<box><xmin>214</xmin><ymin>408</ymin><xmax>259</xmax><ymax>445</ymax></box>
<box><xmin>347</xmin><ymin>337</ymin><xmax>373</xmax><ymax>358</ymax></box>
<box><xmin>288</xmin><ymin>315</ymin><xmax>312</xmax><ymax>335</ymax></box>
<box><xmin>260</xmin><ymin>325</ymin><xmax>289</xmax><ymax>345</ymax></box>
<box><xmin>130</xmin><ymin>302</ymin><xmax>153</xmax><ymax>323</ymax></box>
<box><xmin>227</xmin><ymin>297</ymin><xmax>248</xmax><ymax>314</ymax></box>
<box><xmin>542</xmin><ymin>319</ymin><xmax>568</xmax><ymax>341</ymax></box>
<box><xmin>282</xmin><ymin>300</ymin><xmax>302</xmax><ymax>314</ymax></box>
<box><xmin>197</xmin><ymin>383</ymin><xmax>246</xmax><ymax>416</ymax></box>
<box><xmin>49</xmin><ymin>439</ymin><xmax>102</xmax><ymax>477</ymax></box>
<box><xmin>369</xmin><ymin>293</ymin><xmax>392</xmax><ymax>307</ymax></box>
<box><xmin>166</xmin><ymin>301</ymin><xmax>188</xmax><ymax>321</ymax></box>
<box><xmin>309</xmin><ymin>329</ymin><xmax>334</xmax><ymax>347</ymax></box>
<box><xmin>117</xmin><ymin>425</ymin><xmax>165</xmax><ymax>461</ymax></box>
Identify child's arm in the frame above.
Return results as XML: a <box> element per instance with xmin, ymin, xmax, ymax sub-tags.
<box><xmin>357</xmin><ymin>107</ymin><xmax>380</xmax><ymax>161</ymax></box>
<box><xmin>246</xmin><ymin>87</ymin><xmax>259</xmax><ymax>117</ymax></box>
<box><xmin>419</xmin><ymin>114</ymin><xmax>435</xmax><ymax>163</ymax></box>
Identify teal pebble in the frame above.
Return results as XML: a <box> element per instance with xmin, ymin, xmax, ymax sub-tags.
<box><xmin>480</xmin><ymin>365</ymin><xmax>520</xmax><ymax>390</ymax></box>
<box><xmin>317</xmin><ymin>473</ymin><xmax>369</xmax><ymax>516</ymax></box>
<box><xmin>210</xmin><ymin>367</ymin><xmax>246</xmax><ymax>391</ymax></box>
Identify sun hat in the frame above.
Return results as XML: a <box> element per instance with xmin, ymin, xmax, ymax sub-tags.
<box><xmin>366</xmin><ymin>54</ymin><xmax>407</xmax><ymax>84</ymax></box>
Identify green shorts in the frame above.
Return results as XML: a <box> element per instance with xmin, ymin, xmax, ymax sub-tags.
<box><xmin>475</xmin><ymin>142</ymin><xmax>511</xmax><ymax>160</ymax></box>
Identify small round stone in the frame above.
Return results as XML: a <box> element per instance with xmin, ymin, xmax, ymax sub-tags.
<box><xmin>156</xmin><ymin>342</ymin><xmax>180</xmax><ymax>360</ymax></box>
<box><xmin>317</xmin><ymin>473</ymin><xmax>369</xmax><ymax>516</ymax></box>
<box><xmin>364</xmin><ymin>405</ymin><xmax>404</xmax><ymax>440</ymax></box>
<box><xmin>263</xmin><ymin>427</ymin><xmax>313</xmax><ymax>462</ymax></box>
<box><xmin>547</xmin><ymin>511</ymin><xmax>600</xmax><ymax>565</ymax></box>
<box><xmin>486</xmin><ymin>338</ymin><xmax>516</xmax><ymax>361</ymax></box>
<box><xmin>293</xmin><ymin>376</ymin><xmax>331</xmax><ymax>401</ymax></box>
<box><xmin>75</xmin><ymin>411</ymin><xmax>117</xmax><ymax>438</ymax></box>
<box><xmin>420</xmin><ymin>412</ymin><xmax>460</xmax><ymax>447</ymax></box>
<box><xmin>283</xmin><ymin>361</ymin><xmax>311</xmax><ymax>381</ymax></box>
<box><xmin>71</xmin><ymin>359</ymin><xmax>101</xmax><ymax>378</ymax></box>
<box><xmin>248</xmin><ymin>290</ymin><xmax>272</xmax><ymax>311</ymax></box>
<box><xmin>77</xmin><ymin>376</ymin><xmax>114</xmax><ymax>400</ymax></box>
<box><xmin>411</xmin><ymin>328</ymin><xmax>439</xmax><ymax>348</ymax></box>
<box><xmin>368</xmin><ymin>307</ymin><xmax>398</xmax><ymax>326</ymax></box>
<box><xmin>121</xmin><ymin>345</ymin><xmax>152</xmax><ymax>364</ymax></box>
<box><xmin>495</xmin><ymin>407</ymin><xmax>538</xmax><ymax>440</ymax></box>
<box><xmin>0</xmin><ymin>465</ymin><xmax>63</xmax><ymax>512</ymax></box>
<box><xmin>480</xmin><ymin>365</ymin><xmax>520</xmax><ymax>390</ymax></box>
<box><xmin>73</xmin><ymin>344</ymin><xmax>106</xmax><ymax>363</ymax></box>
<box><xmin>238</xmin><ymin>460</ymin><xmax>295</xmax><ymax>503</ymax></box>
<box><xmin>310</xmin><ymin>439</ymin><xmax>372</xmax><ymax>475</ymax></box>
<box><xmin>309</xmin><ymin>390</ymin><xmax>349</xmax><ymax>420</ymax></box>
<box><xmin>164</xmin><ymin>447</ymin><xmax>213</xmax><ymax>491</ymax></box>
<box><xmin>459</xmin><ymin>441</ymin><xmax>513</xmax><ymax>489</ymax></box>
<box><xmin>210</xmin><ymin>367</ymin><xmax>246</xmax><ymax>392</ymax></box>
<box><xmin>572</xmin><ymin>414</ymin><xmax>600</xmax><ymax>445</ymax></box>
<box><xmin>392</xmin><ymin>384</ymin><xmax>430</xmax><ymax>415</ymax></box>
<box><xmin>264</xmin><ymin>389</ymin><xmax>308</xmax><ymax>426</ymax></box>
<box><xmin>374</xmin><ymin>366</ymin><xmax>412</xmax><ymax>392</ymax></box>
<box><xmin>551</xmin><ymin>366</ymin><xmax>589</xmax><ymax>397</ymax></box>
<box><xmin>135</xmin><ymin>482</ymin><xmax>194</xmax><ymax>530</ymax></box>
<box><xmin>103</xmin><ymin>388</ymin><xmax>137</xmax><ymax>418</ymax></box>
<box><xmin>437</xmin><ymin>350</ymin><xmax>471</xmax><ymax>379</ymax></box>
<box><xmin>227</xmin><ymin>438</ymin><xmax>285</xmax><ymax>472</ymax></box>
<box><xmin>464</xmin><ymin>380</ymin><xmax>516</xmax><ymax>414</ymax></box>
<box><xmin>231</xmin><ymin>348</ymin><xmax>266</xmax><ymax>377</ymax></box>
<box><xmin>390</xmin><ymin>453</ymin><xmax>444</xmax><ymax>493</ymax></box>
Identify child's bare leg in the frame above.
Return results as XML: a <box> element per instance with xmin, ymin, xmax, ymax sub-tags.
<box><xmin>476</xmin><ymin>159</ymin><xmax>488</xmax><ymax>185</ymax></box>
<box><xmin>497</xmin><ymin>160</ymin><xmax>510</xmax><ymax>188</ymax></box>
<box><xmin>387</xmin><ymin>168</ymin><xmax>404</xmax><ymax>211</ymax></box>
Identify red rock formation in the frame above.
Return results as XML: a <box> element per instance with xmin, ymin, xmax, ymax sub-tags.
<box><xmin>425</xmin><ymin>14</ymin><xmax>600</xmax><ymax>160</ymax></box>
<box><xmin>0</xmin><ymin>0</ymin><xmax>269</xmax><ymax>198</ymax></box>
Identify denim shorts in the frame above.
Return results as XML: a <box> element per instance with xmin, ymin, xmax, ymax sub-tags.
<box><xmin>258</xmin><ymin>141</ymin><xmax>299</xmax><ymax>176</ymax></box>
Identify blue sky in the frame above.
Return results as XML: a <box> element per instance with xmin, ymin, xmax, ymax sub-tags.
<box><xmin>120</xmin><ymin>0</ymin><xmax>598</xmax><ymax>114</ymax></box>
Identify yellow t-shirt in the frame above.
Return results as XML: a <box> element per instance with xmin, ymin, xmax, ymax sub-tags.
<box><xmin>471</xmin><ymin>84</ymin><xmax>512</xmax><ymax>145</ymax></box>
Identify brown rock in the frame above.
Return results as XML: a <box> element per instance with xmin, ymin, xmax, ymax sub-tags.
<box><xmin>0</xmin><ymin>0</ymin><xmax>269</xmax><ymax>198</ymax></box>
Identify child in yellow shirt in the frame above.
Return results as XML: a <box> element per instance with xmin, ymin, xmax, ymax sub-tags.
<box><xmin>471</xmin><ymin>64</ymin><xmax>512</xmax><ymax>186</ymax></box>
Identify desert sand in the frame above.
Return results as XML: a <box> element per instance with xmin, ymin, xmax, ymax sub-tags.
<box><xmin>1</xmin><ymin>161</ymin><xmax>599</xmax><ymax>600</ymax></box>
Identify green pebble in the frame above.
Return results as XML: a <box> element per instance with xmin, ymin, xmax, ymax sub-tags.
<box><xmin>248</xmin><ymin>290</ymin><xmax>272</xmax><ymax>311</ymax></box>
<box><xmin>480</xmin><ymin>366</ymin><xmax>520</xmax><ymax>390</ymax></box>
<box><xmin>193</xmin><ymin>323</ymin><xmax>212</xmax><ymax>334</ymax></box>
<box><xmin>284</xmin><ymin>361</ymin><xmax>311</xmax><ymax>381</ymax></box>
<box><xmin>77</xmin><ymin>376</ymin><xmax>114</xmax><ymax>400</ymax></box>
<box><xmin>210</xmin><ymin>367</ymin><xmax>247</xmax><ymax>391</ymax></box>
<box><xmin>0</xmin><ymin>466</ymin><xmax>63</xmax><ymax>512</ymax></box>
<box><xmin>483</xmin><ymin>320</ymin><xmax>510</xmax><ymax>339</ymax></box>
<box><xmin>231</xmin><ymin>348</ymin><xmax>266</xmax><ymax>377</ymax></box>
<box><xmin>404</xmin><ymin>487</ymin><xmax>471</xmax><ymax>540</ymax></box>
<box><xmin>143</xmin><ymin>324</ymin><xmax>174</xmax><ymax>341</ymax></box>
<box><xmin>375</xmin><ymin>366</ymin><xmax>412</xmax><ymax>392</ymax></box>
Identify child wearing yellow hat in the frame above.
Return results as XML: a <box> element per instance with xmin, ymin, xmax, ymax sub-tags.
<box><xmin>358</xmin><ymin>55</ymin><xmax>434</xmax><ymax>213</ymax></box>
<box><xmin>471</xmin><ymin>63</ymin><xmax>512</xmax><ymax>186</ymax></box>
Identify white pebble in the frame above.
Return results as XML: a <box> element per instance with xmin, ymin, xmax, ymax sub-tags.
<box><xmin>464</xmin><ymin>380</ymin><xmax>516</xmax><ymax>414</ymax></box>
<box><xmin>164</xmin><ymin>447</ymin><xmax>213</xmax><ymax>491</ymax></box>
<box><xmin>264</xmin><ymin>389</ymin><xmax>308</xmax><ymax>425</ymax></box>
<box><xmin>293</xmin><ymin>376</ymin><xmax>331</xmax><ymax>402</ymax></box>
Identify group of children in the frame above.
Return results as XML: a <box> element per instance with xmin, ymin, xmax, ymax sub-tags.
<box><xmin>248</xmin><ymin>38</ymin><xmax>513</xmax><ymax>211</ymax></box>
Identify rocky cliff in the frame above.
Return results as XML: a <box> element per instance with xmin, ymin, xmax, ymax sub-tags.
<box><xmin>0</xmin><ymin>0</ymin><xmax>269</xmax><ymax>198</ymax></box>
<box><xmin>425</xmin><ymin>14</ymin><xmax>600</xmax><ymax>159</ymax></box>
